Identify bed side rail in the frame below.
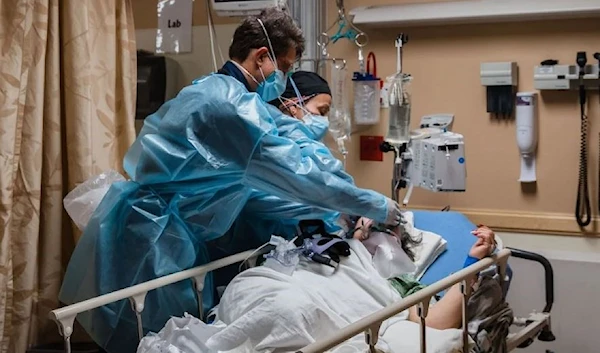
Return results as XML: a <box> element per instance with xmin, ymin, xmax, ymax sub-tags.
<box><xmin>48</xmin><ymin>248</ymin><xmax>269</xmax><ymax>353</ymax></box>
<box><xmin>506</xmin><ymin>247</ymin><xmax>554</xmax><ymax>314</ymax></box>
<box><xmin>297</xmin><ymin>249</ymin><xmax>512</xmax><ymax>353</ymax></box>
<box><xmin>506</xmin><ymin>247</ymin><xmax>556</xmax><ymax>344</ymax></box>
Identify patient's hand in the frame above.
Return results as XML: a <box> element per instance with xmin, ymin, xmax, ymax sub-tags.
<box><xmin>469</xmin><ymin>226</ymin><xmax>496</xmax><ymax>259</ymax></box>
<box><xmin>353</xmin><ymin>217</ymin><xmax>373</xmax><ymax>240</ymax></box>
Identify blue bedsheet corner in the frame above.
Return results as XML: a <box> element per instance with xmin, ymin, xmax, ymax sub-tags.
<box><xmin>411</xmin><ymin>210</ymin><xmax>512</xmax><ymax>288</ymax></box>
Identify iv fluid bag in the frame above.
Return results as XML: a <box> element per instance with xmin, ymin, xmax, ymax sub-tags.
<box><xmin>386</xmin><ymin>73</ymin><xmax>413</xmax><ymax>145</ymax></box>
<box><xmin>329</xmin><ymin>62</ymin><xmax>351</xmax><ymax>153</ymax></box>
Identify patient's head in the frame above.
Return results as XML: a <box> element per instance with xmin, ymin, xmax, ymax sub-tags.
<box><xmin>352</xmin><ymin>216</ymin><xmax>422</xmax><ymax>261</ymax></box>
<box><xmin>270</xmin><ymin>71</ymin><xmax>332</xmax><ymax>119</ymax></box>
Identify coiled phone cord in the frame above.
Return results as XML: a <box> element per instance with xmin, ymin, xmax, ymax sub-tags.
<box><xmin>576</xmin><ymin>89</ymin><xmax>591</xmax><ymax>227</ymax></box>
<box><xmin>575</xmin><ymin>52</ymin><xmax>591</xmax><ymax>227</ymax></box>
<box><xmin>596</xmin><ymin>52</ymin><xmax>600</xmax><ymax>218</ymax></box>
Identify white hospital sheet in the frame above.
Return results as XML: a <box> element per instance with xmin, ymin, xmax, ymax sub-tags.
<box><xmin>403</xmin><ymin>212</ymin><xmax>447</xmax><ymax>280</ymax></box>
<box><xmin>136</xmin><ymin>239</ymin><xmax>465</xmax><ymax>353</ymax></box>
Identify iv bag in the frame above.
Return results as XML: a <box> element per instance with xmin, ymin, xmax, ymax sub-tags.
<box><xmin>386</xmin><ymin>73</ymin><xmax>413</xmax><ymax>145</ymax></box>
<box><xmin>329</xmin><ymin>62</ymin><xmax>351</xmax><ymax>155</ymax></box>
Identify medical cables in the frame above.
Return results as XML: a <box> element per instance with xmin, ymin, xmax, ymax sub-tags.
<box><xmin>575</xmin><ymin>51</ymin><xmax>591</xmax><ymax>227</ymax></box>
<box><xmin>205</xmin><ymin>0</ymin><xmax>225</xmax><ymax>72</ymax></box>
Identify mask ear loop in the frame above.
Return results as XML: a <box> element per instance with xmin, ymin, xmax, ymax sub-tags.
<box><xmin>281</xmin><ymin>96</ymin><xmax>318</xmax><ymax>124</ymax></box>
<box><xmin>256</xmin><ymin>18</ymin><xmax>279</xmax><ymax>71</ymax></box>
<box><xmin>281</xmin><ymin>97</ymin><xmax>306</xmax><ymax>115</ymax></box>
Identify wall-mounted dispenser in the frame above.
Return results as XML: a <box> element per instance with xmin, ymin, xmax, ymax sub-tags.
<box><xmin>480</xmin><ymin>62</ymin><xmax>518</xmax><ymax>119</ymax></box>
<box><xmin>515</xmin><ymin>92</ymin><xmax>538</xmax><ymax>183</ymax></box>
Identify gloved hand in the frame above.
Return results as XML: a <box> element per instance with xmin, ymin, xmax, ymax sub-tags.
<box><xmin>384</xmin><ymin>198</ymin><xmax>401</xmax><ymax>226</ymax></box>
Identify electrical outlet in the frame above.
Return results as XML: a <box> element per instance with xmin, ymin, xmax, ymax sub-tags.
<box><xmin>360</xmin><ymin>135</ymin><xmax>384</xmax><ymax>161</ymax></box>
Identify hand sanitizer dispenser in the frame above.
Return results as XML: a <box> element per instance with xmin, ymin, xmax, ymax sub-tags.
<box><xmin>516</xmin><ymin>92</ymin><xmax>538</xmax><ymax>183</ymax></box>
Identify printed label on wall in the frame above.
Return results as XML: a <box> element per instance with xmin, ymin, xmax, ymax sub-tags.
<box><xmin>156</xmin><ymin>0</ymin><xmax>193</xmax><ymax>54</ymax></box>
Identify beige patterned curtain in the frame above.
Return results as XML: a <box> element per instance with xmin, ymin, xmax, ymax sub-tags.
<box><xmin>0</xmin><ymin>0</ymin><xmax>136</xmax><ymax>352</ymax></box>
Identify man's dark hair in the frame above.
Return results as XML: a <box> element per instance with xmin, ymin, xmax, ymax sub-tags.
<box><xmin>229</xmin><ymin>7</ymin><xmax>305</xmax><ymax>61</ymax></box>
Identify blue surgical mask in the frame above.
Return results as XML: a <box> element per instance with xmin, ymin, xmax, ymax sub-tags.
<box><xmin>285</xmin><ymin>76</ymin><xmax>331</xmax><ymax>141</ymax></box>
<box><xmin>302</xmin><ymin>113</ymin><xmax>330</xmax><ymax>141</ymax></box>
<box><xmin>257</xmin><ymin>66</ymin><xmax>286</xmax><ymax>102</ymax></box>
<box><xmin>282</xmin><ymin>96</ymin><xmax>331</xmax><ymax>141</ymax></box>
<box><xmin>255</xmin><ymin>18</ymin><xmax>287</xmax><ymax>103</ymax></box>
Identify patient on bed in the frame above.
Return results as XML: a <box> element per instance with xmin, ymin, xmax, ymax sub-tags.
<box><xmin>138</xmin><ymin>219</ymin><xmax>499</xmax><ymax>353</ymax></box>
<box><xmin>352</xmin><ymin>218</ymin><xmax>496</xmax><ymax>330</ymax></box>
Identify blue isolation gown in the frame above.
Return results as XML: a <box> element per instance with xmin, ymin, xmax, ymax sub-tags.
<box><xmin>208</xmin><ymin>106</ymin><xmax>353</xmax><ymax>288</ymax></box>
<box><xmin>59</xmin><ymin>73</ymin><xmax>388</xmax><ymax>353</ymax></box>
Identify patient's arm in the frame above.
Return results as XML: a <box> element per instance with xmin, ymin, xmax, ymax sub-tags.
<box><xmin>407</xmin><ymin>226</ymin><xmax>496</xmax><ymax>329</ymax></box>
<box><xmin>407</xmin><ymin>280</ymin><xmax>471</xmax><ymax>329</ymax></box>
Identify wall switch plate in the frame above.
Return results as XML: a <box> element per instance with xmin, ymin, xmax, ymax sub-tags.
<box><xmin>360</xmin><ymin>135</ymin><xmax>384</xmax><ymax>161</ymax></box>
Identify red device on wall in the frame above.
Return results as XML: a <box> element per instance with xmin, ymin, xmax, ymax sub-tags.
<box><xmin>360</xmin><ymin>135</ymin><xmax>384</xmax><ymax>161</ymax></box>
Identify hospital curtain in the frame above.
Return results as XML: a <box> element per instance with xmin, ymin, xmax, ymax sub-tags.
<box><xmin>0</xmin><ymin>0</ymin><xmax>136</xmax><ymax>352</ymax></box>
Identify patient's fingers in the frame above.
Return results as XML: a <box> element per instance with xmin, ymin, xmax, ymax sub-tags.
<box><xmin>471</xmin><ymin>227</ymin><xmax>495</xmax><ymax>243</ymax></box>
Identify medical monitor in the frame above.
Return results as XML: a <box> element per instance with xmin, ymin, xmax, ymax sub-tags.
<box><xmin>211</xmin><ymin>0</ymin><xmax>280</xmax><ymax>17</ymax></box>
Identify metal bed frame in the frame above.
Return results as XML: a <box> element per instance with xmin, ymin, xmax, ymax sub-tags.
<box><xmin>49</xmin><ymin>247</ymin><xmax>556</xmax><ymax>353</ymax></box>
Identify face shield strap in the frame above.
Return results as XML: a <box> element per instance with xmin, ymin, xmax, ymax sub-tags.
<box><xmin>289</xmin><ymin>76</ymin><xmax>305</xmax><ymax>106</ymax></box>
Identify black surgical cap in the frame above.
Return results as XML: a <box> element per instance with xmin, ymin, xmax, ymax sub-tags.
<box><xmin>269</xmin><ymin>71</ymin><xmax>331</xmax><ymax>107</ymax></box>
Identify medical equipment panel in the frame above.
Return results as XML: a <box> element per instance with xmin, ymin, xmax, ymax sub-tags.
<box><xmin>480</xmin><ymin>62</ymin><xmax>518</xmax><ymax>119</ymax></box>
<box><xmin>533</xmin><ymin>62</ymin><xmax>600</xmax><ymax>90</ymax></box>
<box><xmin>210</xmin><ymin>0</ymin><xmax>281</xmax><ymax>17</ymax></box>
<box><xmin>381</xmin><ymin>111</ymin><xmax>466</xmax><ymax>205</ymax></box>
<box><xmin>532</xmin><ymin>53</ymin><xmax>600</xmax><ymax>228</ymax></box>
<box><xmin>408</xmin><ymin>131</ymin><xmax>466</xmax><ymax>193</ymax></box>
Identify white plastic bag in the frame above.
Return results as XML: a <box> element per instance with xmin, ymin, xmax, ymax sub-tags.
<box><xmin>63</xmin><ymin>169</ymin><xmax>126</xmax><ymax>231</ymax></box>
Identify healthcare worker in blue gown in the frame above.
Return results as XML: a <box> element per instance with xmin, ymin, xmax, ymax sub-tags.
<box><xmin>208</xmin><ymin>70</ymin><xmax>353</xmax><ymax>289</ymax></box>
<box><xmin>59</xmin><ymin>8</ymin><xmax>401</xmax><ymax>353</ymax></box>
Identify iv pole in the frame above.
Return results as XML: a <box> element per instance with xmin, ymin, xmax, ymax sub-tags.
<box><xmin>287</xmin><ymin>0</ymin><xmax>327</xmax><ymax>76</ymax></box>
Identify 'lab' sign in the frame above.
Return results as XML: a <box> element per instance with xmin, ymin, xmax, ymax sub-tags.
<box><xmin>156</xmin><ymin>0</ymin><xmax>193</xmax><ymax>54</ymax></box>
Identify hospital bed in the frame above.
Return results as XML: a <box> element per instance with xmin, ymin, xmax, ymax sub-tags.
<box><xmin>48</xmin><ymin>211</ymin><xmax>556</xmax><ymax>353</ymax></box>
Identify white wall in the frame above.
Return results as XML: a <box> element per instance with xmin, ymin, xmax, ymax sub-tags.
<box><xmin>500</xmin><ymin>232</ymin><xmax>600</xmax><ymax>254</ymax></box>
<box><xmin>501</xmin><ymin>233</ymin><xmax>600</xmax><ymax>353</ymax></box>
<box><xmin>134</xmin><ymin>24</ymin><xmax>237</xmax><ymax>134</ymax></box>
<box><xmin>135</xmin><ymin>24</ymin><xmax>239</xmax><ymax>94</ymax></box>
